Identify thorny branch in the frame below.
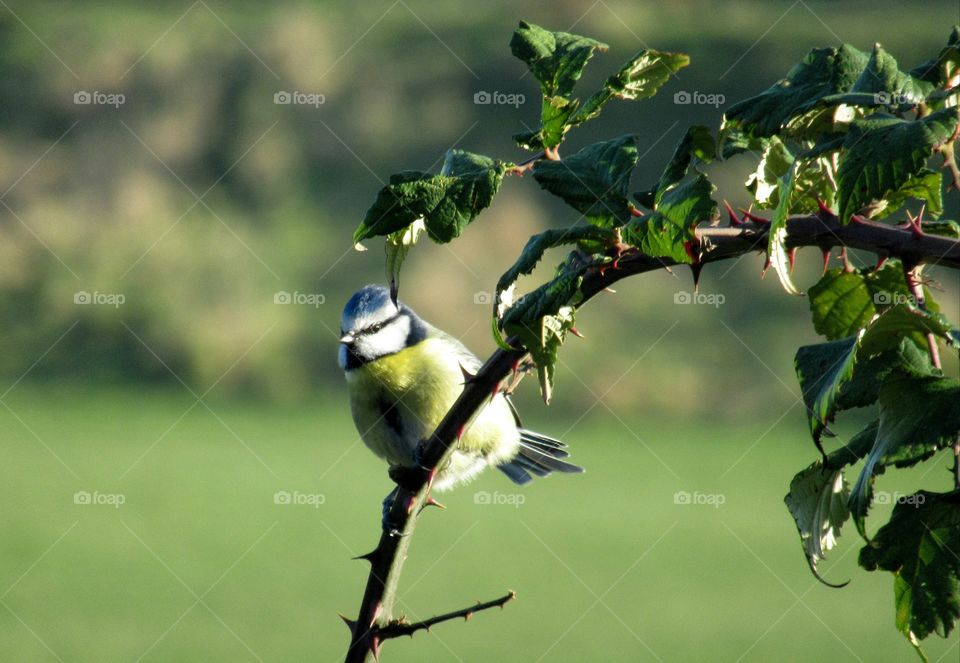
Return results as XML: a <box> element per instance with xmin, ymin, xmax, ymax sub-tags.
<box><xmin>344</xmin><ymin>206</ymin><xmax>960</xmax><ymax>662</ymax></box>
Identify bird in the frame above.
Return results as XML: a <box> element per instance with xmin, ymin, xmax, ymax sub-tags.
<box><xmin>338</xmin><ymin>284</ymin><xmax>583</xmax><ymax>497</ymax></box>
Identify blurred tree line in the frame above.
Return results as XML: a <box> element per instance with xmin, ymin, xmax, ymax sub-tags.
<box><xmin>0</xmin><ymin>1</ymin><xmax>955</xmax><ymax>412</ymax></box>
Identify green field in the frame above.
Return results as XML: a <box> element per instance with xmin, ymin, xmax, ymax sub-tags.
<box><xmin>1</xmin><ymin>384</ymin><xmax>956</xmax><ymax>662</ymax></box>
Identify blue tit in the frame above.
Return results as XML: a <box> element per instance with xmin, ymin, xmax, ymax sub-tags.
<box><xmin>338</xmin><ymin>284</ymin><xmax>583</xmax><ymax>491</ymax></box>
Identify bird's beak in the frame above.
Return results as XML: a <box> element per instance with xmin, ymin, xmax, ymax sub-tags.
<box><xmin>339</xmin><ymin>333</ymin><xmax>354</xmax><ymax>344</ymax></box>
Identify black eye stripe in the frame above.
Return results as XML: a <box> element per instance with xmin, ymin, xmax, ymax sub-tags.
<box><xmin>360</xmin><ymin>312</ymin><xmax>402</xmax><ymax>335</ymax></box>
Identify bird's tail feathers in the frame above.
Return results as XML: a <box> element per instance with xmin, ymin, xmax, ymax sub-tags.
<box><xmin>497</xmin><ymin>430</ymin><xmax>583</xmax><ymax>485</ymax></box>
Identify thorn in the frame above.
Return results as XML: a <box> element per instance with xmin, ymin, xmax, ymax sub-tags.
<box><xmin>353</xmin><ymin>549</ymin><xmax>379</xmax><ymax>564</ymax></box>
<box><xmin>603</xmin><ymin>287</ymin><xmax>617</xmax><ymax>294</ymax></box>
<box><xmin>464</xmin><ymin>611</ymin><xmax>474</xmax><ymax>622</ymax></box>
<box><xmin>761</xmin><ymin>254</ymin><xmax>771</xmax><ymax>277</ymax></box>
<box><xmin>424</xmin><ymin>496</ymin><xmax>446</xmax><ymax>510</ymax></box>
<box><xmin>723</xmin><ymin>199</ymin><xmax>742</xmax><ymax>226</ymax></box>
<box><xmin>840</xmin><ymin>247</ymin><xmax>853</xmax><ymax>272</ymax></box>
<box><xmin>906</xmin><ymin>208</ymin><xmax>925</xmax><ymax>238</ymax></box>
<box><xmin>369</xmin><ymin>634</ymin><xmax>381</xmax><ymax>661</ymax></box>
<box><xmin>682</xmin><ymin>240</ymin><xmax>698</xmax><ymax>263</ymax></box>
<box><xmin>849</xmin><ymin>214</ymin><xmax>871</xmax><ymax>225</ymax></box>
<box><xmin>816</xmin><ymin>198</ymin><xmax>834</xmax><ymax>217</ymax></box>
<box><xmin>629</xmin><ymin>205</ymin><xmax>644</xmax><ymax>217</ymax></box>
<box><xmin>459</xmin><ymin>363</ymin><xmax>478</xmax><ymax>384</ymax></box>
<box><xmin>456</xmin><ymin>424</ymin><xmax>466</xmax><ymax>442</ymax></box>
<box><xmin>490</xmin><ymin>380</ymin><xmax>502</xmax><ymax>399</ymax></box>
<box><xmin>689</xmin><ymin>263</ymin><xmax>703</xmax><ymax>293</ymax></box>
<box><xmin>339</xmin><ymin>613</ymin><xmax>357</xmax><ymax>633</ymax></box>
<box><xmin>787</xmin><ymin>247</ymin><xmax>798</xmax><ymax>273</ymax></box>
<box><xmin>739</xmin><ymin>206</ymin><xmax>768</xmax><ymax>224</ymax></box>
<box><xmin>821</xmin><ymin>248</ymin><xmax>831</xmax><ymax>275</ymax></box>
<box><xmin>873</xmin><ymin>255</ymin><xmax>888</xmax><ymax>272</ymax></box>
<box><xmin>370</xmin><ymin>602</ymin><xmax>384</xmax><ymax>628</ymax></box>
<box><xmin>569</xmin><ymin>326</ymin><xmax>585</xmax><ymax>338</ymax></box>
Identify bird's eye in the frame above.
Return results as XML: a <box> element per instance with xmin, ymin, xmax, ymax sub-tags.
<box><xmin>368</xmin><ymin>322</ymin><xmax>384</xmax><ymax>333</ymax></box>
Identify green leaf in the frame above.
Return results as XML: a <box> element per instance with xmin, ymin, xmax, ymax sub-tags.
<box><xmin>873</xmin><ymin>169</ymin><xmax>943</xmax><ymax>220</ymax></box>
<box><xmin>636</xmin><ymin>125</ymin><xmax>715</xmax><ymax>208</ymax></box>
<box><xmin>384</xmin><ymin>220</ymin><xmax>426</xmax><ymax>299</ymax></box>
<box><xmin>908</xmin><ymin>25</ymin><xmax>960</xmax><ymax>89</ymax></box>
<box><xmin>532</xmin><ymin>135</ymin><xmax>639</xmax><ymax>225</ymax></box>
<box><xmin>859</xmin><ymin>490</ymin><xmax>960</xmax><ymax>649</ymax></box>
<box><xmin>622</xmin><ymin>173</ymin><xmax>717</xmax><ymax>264</ymax></box>
<box><xmin>574</xmin><ymin>49</ymin><xmax>690</xmax><ymax>125</ymax></box>
<box><xmin>808</xmin><ymin>263</ymin><xmax>912</xmax><ymax>341</ymax></box>
<box><xmin>722</xmin><ymin>44</ymin><xmax>869</xmax><ymax>138</ymax></box>
<box><xmin>849</xmin><ymin>373</ymin><xmax>960</xmax><ymax>537</ymax></box>
<box><xmin>353</xmin><ymin>150</ymin><xmax>505</xmax><ymax>245</ymax></box>
<box><xmin>767</xmin><ymin>160</ymin><xmax>801</xmax><ymax>295</ymax></box>
<box><xmin>784</xmin><ymin>462</ymin><xmax>850</xmax><ymax>585</ymax></box>
<box><xmin>500</xmin><ymin>258</ymin><xmax>592</xmax><ymax>402</ymax></box>
<box><xmin>494</xmin><ymin>226</ymin><xmax>614</xmax><ymax>332</ymax></box>
<box><xmin>510</xmin><ymin>21</ymin><xmax>607</xmax><ymax>98</ymax></box>
<box><xmin>795</xmin><ymin>334</ymin><xmax>935</xmax><ymax>445</ymax></box>
<box><xmin>836</xmin><ymin>108</ymin><xmax>958</xmax><ymax>222</ymax></box>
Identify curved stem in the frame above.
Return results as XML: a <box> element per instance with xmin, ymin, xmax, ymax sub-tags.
<box><xmin>343</xmin><ymin>211</ymin><xmax>960</xmax><ymax>662</ymax></box>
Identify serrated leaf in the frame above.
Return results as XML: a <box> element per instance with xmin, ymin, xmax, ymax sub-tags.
<box><xmin>784</xmin><ymin>463</ymin><xmax>850</xmax><ymax>585</ymax></box>
<box><xmin>510</xmin><ymin>21</ymin><xmax>607</xmax><ymax>98</ymax></box>
<box><xmin>908</xmin><ymin>25</ymin><xmax>960</xmax><ymax>89</ymax></box>
<box><xmin>354</xmin><ymin>150</ymin><xmax>505</xmax><ymax>245</ymax></box>
<box><xmin>873</xmin><ymin>169</ymin><xmax>944</xmax><ymax>220</ymax></box>
<box><xmin>622</xmin><ymin>173</ymin><xmax>716</xmax><ymax>264</ymax></box>
<box><xmin>574</xmin><ymin>49</ymin><xmax>689</xmax><ymax>125</ymax></box>
<box><xmin>820</xmin><ymin>43</ymin><xmax>934</xmax><ymax>110</ymax></box>
<box><xmin>494</xmin><ymin>226</ymin><xmax>614</xmax><ymax>334</ymax></box>
<box><xmin>500</xmin><ymin>260</ymin><xmax>589</xmax><ymax>402</ymax></box>
<box><xmin>795</xmin><ymin>334</ymin><xmax>935</xmax><ymax>445</ymax></box>
<box><xmin>532</xmin><ymin>135</ymin><xmax>639</xmax><ymax>225</ymax></box>
<box><xmin>808</xmin><ymin>263</ymin><xmax>913</xmax><ymax>340</ymax></box>
<box><xmin>722</xmin><ymin>44</ymin><xmax>869</xmax><ymax>138</ymax></box>
<box><xmin>767</xmin><ymin>160</ymin><xmax>801</xmax><ymax>295</ymax></box>
<box><xmin>849</xmin><ymin>373</ymin><xmax>960</xmax><ymax>537</ymax></box>
<box><xmin>836</xmin><ymin>108</ymin><xmax>958</xmax><ymax>223</ymax></box>
<box><xmin>636</xmin><ymin>125</ymin><xmax>715</xmax><ymax>208</ymax></box>
<box><xmin>859</xmin><ymin>490</ymin><xmax>960</xmax><ymax>649</ymax></box>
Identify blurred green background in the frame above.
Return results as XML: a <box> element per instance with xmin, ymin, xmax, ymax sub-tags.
<box><xmin>1</xmin><ymin>1</ymin><xmax>958</xmax><ymax>661</ymax></box>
